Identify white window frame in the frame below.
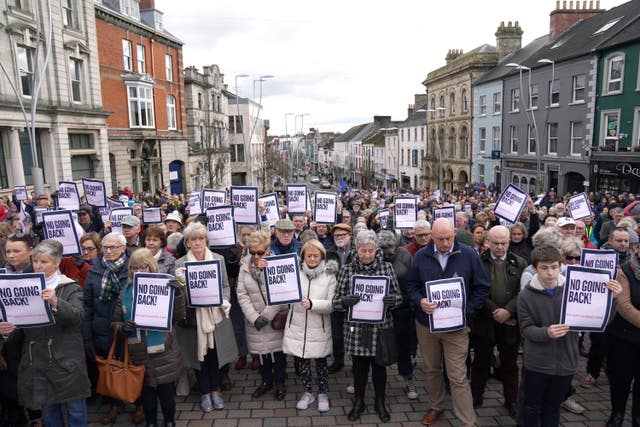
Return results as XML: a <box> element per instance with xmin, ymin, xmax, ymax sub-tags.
<box><xmin>478</xmin><ymin>164</ymin><xmax>485</xmax><ymax>184</ymax></box>
<box><xmin>600</xmin><ymin>109</ymin><xmax>620</xmax><ymax>151</ymax></box>
<box><xmin>604</xmin><ymin>53</ymin><xmax>624</xmax><ymax>95</ymax></box>
<box><xmin>510</xmin><ymin>126</ymin><xmax>518</xmax><ymax>153</ymax></box>
<box><xmin>165</xmin><ymin>54</ymin><xmax>173</xmax><ymax>81</ymax></box>
<box><xmin>450</xmin><ymin>93</ymin><xmax>456</xmax><ymax>115</ymax></box>
<box><xmin>571</xmin><ymin>74</ymin><xmax>586</xmax><ymax>103</ymax></box>
<box><xmin>547</xmin><ymin>123</ymin><xmax>558</xmax><ymax>155</ymax></box>
<box><xmin>136</xmin><ymin>44</ymin><xmax>146</xmax><ymax>74</ymax></box>
<box><xmin>479</xmin><ymin>95</ymin><xmax>487</xmax><ymax>115</ymax></box>
<box><xmin>479</xmin><ymin>127</ymin><xmax>486</xmax><ymax>152</ymax></box>
<box><xmin>634</xmin><ymin>107</ymin><xmax>640</xmax><ymax>149</ymax></box>
<box><xmin>570</xmin><ymin>121</ymin><xmax>584</xmax><ymax>155</ymax></box>
<box><xmin>166</xmin><ymin>95</ymin><xmax>176</xmax><ymax>130</ymax></box>
<box><xmin>127</xmin><ymin>83</ymin><xmax>155</xmax><ymax>128</ymax></box>
<box><xmin>62</xmin><ymin>0</ymin><xmax>76</xmax><ymax>28</ymax></box>
<box><xmin>510</xmin><ymin>88</ymin><xmax>520</xmax><ymax>112</ymax></box>
<box><xmin>527</xmin><ymin>125</ymin><xmax>536</xmax><ymax>154</ymax></box>
<box><xmin>492</xmin><ymin>126</ymin><xmax>500</xmax><ymax>151</ymax></box>
<box><xmin>462</xmin><ymin>90</ymin><xmax>468</xmax><ymax>113</ymax></box>
<box><xmin>16</xmin><ymin>45</ymin><xmax>34</xmax><ymax>97</ymax></box>
<box><xmin>549</xmin><ymin>79</ymin><xmax>560</xmax><ymax>107</ymax></box>
<box><xmin>493</xmin><ymin>92</ymin><xmax>501</xmax><ymax>114</ymax></box>
<box><xmin>529</xmin><ymin>84</ymin><xmax>539</xmax><ymax>109</ymax></box>
<box><xmin>122</xmin><ymin>40</ymin><xmax>132</xmax><ymax>71</ymax></box>
<box><xmin>69</xmin><ymin>57</ymin><xmax>83</xmax><ymax>103</ymax></box>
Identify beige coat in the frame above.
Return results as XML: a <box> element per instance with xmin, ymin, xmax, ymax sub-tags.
<box><xmin>237</xmin><ymin>257</ymin><xmax>287</xmax><ymax>355</ymax></box>
<box><xmin>282</xmin><ymin>261</ymin><xmax>336</xmax><ymax>359</ymax></box>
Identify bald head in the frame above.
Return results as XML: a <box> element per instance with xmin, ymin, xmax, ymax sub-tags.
<box><xmin>432</xmin><ymin>218</ymin><xmax>455</xmax><ymax>253</ymax></box>
<box><xmin>488</xmin><ymin>225</ymin><xmax>510</xmax><ymax>258</ymax></box>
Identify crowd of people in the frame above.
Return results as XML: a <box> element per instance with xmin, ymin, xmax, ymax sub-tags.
<box><xmin>0</xmin><ymin>185</ymin><xmax>639</xmax><ymax>426</ymax></box>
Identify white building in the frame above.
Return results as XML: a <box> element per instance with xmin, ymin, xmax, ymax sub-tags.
<box><xmin>227</xmin><ymin>94</ymin><xmax>267</xmax><ymax>187</ymax></box>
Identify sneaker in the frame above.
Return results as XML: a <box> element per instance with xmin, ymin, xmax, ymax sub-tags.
<box><xmin>579</xmin><ymin>373</ymin><xmax>596</xmax><ymax>389</ymax></box>
<box><xmin>405</xmin><ymin>376</ymin><xmax>418</xmax><ymax>400</ymax></box>
<box><xmin>346</xmin><ymin>384</ymin><xmax>355</xmax><ymax>394</ymax></box>
<box><xmin>318</xmin><ymin>393</ymin><xmax>330</xmax><ymax>413</ymax></box>
<box><xmin>200</xmin><ymin>394</ymin><xmax>213</xmax><ymax>413</ymax></box>
<box><xmin>211</xmin><ymin>392</ymin><xmax>224</xmax><ymax>410</ymax></box>
<box><xmin>561</xmin><ymin>397</ymin><xmax>585</xmax><ymax>414</ymax></box>
<box><xmin>296</xmin><ymin>392</ymin><xmax>315</xmax><ymax>410</ymax></box>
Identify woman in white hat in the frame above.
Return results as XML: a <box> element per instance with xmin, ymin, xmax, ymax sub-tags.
<box><xmin>164</xmin><ymin>211</ymin><xmax>183</xmax><ymax>236</ymax></box>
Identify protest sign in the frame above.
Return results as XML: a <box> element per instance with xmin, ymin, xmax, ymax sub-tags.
<box><xmin>568</xmin><ymin>192</ymin><xmax>594</xmax><ymax>220</ymax></box>
<box><xmin>494</xmin><ymin>184</ymin><xmax>528</xmax><ymax>224</ymax></box>
<box><xmin>201</xmin><ymin>189</ymin><xmax>226</xmax><ymax>210</ymax></box>
<box><xmin>426</xmin><ymin>278</ymin><xmax>466</xmax><ymax>333</ymax></box>
<box><xmin>188</xmin><ymin>192</ymin><xmax>202</xmax><ymax>216</ymax></box>
<box><xmin>534</xmin><ymin>194</ymin><xmax>544</xmax><ymax>206</ymax></box>
<box><xmin>263</xmin><ymin>253</ymin><xmax>302</xmax><ymax>305</ymax></box>
<box><xmin>34</xmin><ymin>207</ymin><xmax>50</xmax><ymax>224</ymax></box>
<box><xmin>42</xmin><ymin>210</ymin><xmax>80</xmax><ymax>256</ymax></box>
<box><xmin>119</xmin><ymin>195</ymin><xmax>130</xmax><ymax>204</ymax></box>
<box><xmin>82</xmin><ymin>178</ymin><xmax>107</xmax><ymax>207</ymax></box>
<box><xmin>142</xmin><ymin>207</ymin><xmax>162</xmax><ymax>224</ymax></box>
<box><xmin>109</xmin><ymin>207</ymin><xmax>133</xmax><ymax>234</ymax></box>
<box><xmin>205</xmin><ymin>206</ymin><xmax>236</xmax><ymax>247</ymax></box>
<box><xmin>14</xmin><ymin>186</ymin><xmax>28</xmax><ymax>201</ymax></box>
<box><xmin>0</xmin><ymin>273</ymin><xmax>54</xmax><ymax>328</ymax></box>
<box><xmin>259</xmin><ymin>193</ymin><xmax>280</xmax><ymax>227</ymax></box>
<box><xmin>581</xmin><ymin>249</ymin><xmax>618</xmax><ymax>279</ymax></box>
<box><xmin>433</xmin><ymin>206</ymin><xmax>456</xmax><ymax>229</ymax></box>
<box><xmin>348</xmin><ymin>275</ymin><xmax>389</xmax><ymax>324</ymax></box>
<box><xmin>131</xmin><ymin>273</ymin><xmax>175</xmax><ymax>332</ymax></box>
<box><xmin>394</xmin><ymin>196</ymin><xmax>418</xmax><ymax>229</ymax></box>
<box><xmin>499</xmin><ymin>218</ymin><xmax>513</xmax><ymax>227</ymax></box>
<box><xmin>561</xmin><ymin>265</ymin><xmax>613</xmax><ymax>332</ymax></box>
<box><xmin>184</xmin><ymin>260</ymin><xmax>223</xmax><ymax>307</ymax></box>
<box><xmin>378</xmin><ymin>209</ymin><xmax>389</xmax><ymax>229</ymax></box>
<box><xmin>287</xmin><ymin>184</ymin><xmax>308</xmax><ymax>214</ymax></box>
<box><xmin>230</xmin><ymin>186</ymin><xmax>259</xmax><ymax>224</ymax></box>
<box><xmin>57</xmin><ymin>181</ymin><xmax>80</xmax><ymax>211</ymax></box>
<box><xmin>0</xmin><ymin>269</ymin><xmax>6</xmax><ymax>274</ymax></box>
<box><xmin>314</xmin><ymin>191</ymin><xmax>338</xmax><ymax>224</ymax></box>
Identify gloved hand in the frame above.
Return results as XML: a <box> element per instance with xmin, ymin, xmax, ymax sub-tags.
<box><xmin>167</xmin><ymin>279</ymin><xmax>180</xmax><ymax>289</ymax></box>
<box><xmin>341</xmin><ymin>294</ymin><xmax>361</xmax><ymax>308</ymax></box>
<box><xmin>382</xmin><ymin>295</ymin><xmax>396</xmax><ymax>307</ymax></box>
<box><xmin>84</xmin><ymin>340</ymin><xmax>96</xmax><ymax>361</ymax></box>
<box><xmin>254</xmin><ymin>316</ymin><xmax>269</xmax><ymax>331</ymax></box>
<box><xmin>122</xmin><ymin>320</ymin><xmax>137</xmax><ymax>334</ymax></box>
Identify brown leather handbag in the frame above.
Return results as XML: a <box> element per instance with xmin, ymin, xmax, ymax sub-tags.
<box><xmin>96</xmin><ymin>328</ymin><xmax>146</xmax><ymax>403</ymax></box>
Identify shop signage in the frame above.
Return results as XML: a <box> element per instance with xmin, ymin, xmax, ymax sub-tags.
<box><xmin>616</xmin><ymin>163</ymin><xmax>640</xmax><ymax>179</ymax></box>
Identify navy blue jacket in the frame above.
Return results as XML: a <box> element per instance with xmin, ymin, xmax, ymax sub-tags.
<box><xmin>406</xmin><ymin>241</ymin><xmax>491</xmax><ymax>327</ymax></box>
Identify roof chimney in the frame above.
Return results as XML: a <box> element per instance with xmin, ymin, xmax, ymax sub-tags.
<box><xmin>495</xmin><ymin>20</ymin><xmax>523</xmax><ymax>59</ymax></box>
<box><xmin>549</xmin><ymin>0</ymin><xmax>604</xmax><ymax>40</ymax></box>
<box><xmin>373</xmin><ymin>115</ymin><xmax>391</xmax><ymax>129</ymax></box>
<box><xmin>445</xmin><ymin>49</ymin><xmax>464</xmax><ymax>64</ymax></box>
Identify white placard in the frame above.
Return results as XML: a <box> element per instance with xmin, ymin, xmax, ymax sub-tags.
<box><xmin>348</xmin><ymin>275</ymin><xmax>389</xmax><ymax>324</ymax></box>
<box><xmin>201</xmin><ymin>189</ymin><xmax>227</xmax><ymax>210</ymax></box>
<box><xmin>169</xmin><ymin>171</ymin><xmax>178</xmax><ymax>181</ymax></box>
<box><xmin>132</xmin><ymin>273</ymin><xmax>175</xmax><ymax>332</ymax></box>
<box><xmin>568</xmin><ymin>192</ymin><xmax>594</xmax><ymax>220</ymax></box>
<box><xmin>378</xmin><ymin>209</ymin><xmax>389</xmax><ymax>229</ymax></box>
<box><xmin>188</xmin><ymin>192</ymin><xmax>202</xmax><ymax>216</ymax></box>
<box><xmin>57</xmin><ymin>181</ymin><xmax>80</xmax><ymax>211</ymax></box>
<box><xmin>494</xmin><ymin>184</ymin><xmax>528</xmax><ymax>224</ymax></box>
<box><xmin>42</xmin><ymin>210</ymin><xmax>81</xmax><ymax>256</ymax></box>
<box><xmin>561</xmin><ymin>265</ymin><xmax>613</xmax><ymax>332</ymax></box>
<box><xmin>34</xmin><ymin>207</ymin><xmax>50</xmax><ymax>224</ymax></box>
<box><xmin>580</xmin><ymin>249</ymin><xmax>618</xmax><ymax>279</ymax></box>
<box><xmin>0</xmin><ymin>273</ymin><xmax>54</xmax><ymax>328</ymax></box>
<box><xmin>259</xmin><ymin>193</ymin><xmax>280</xmax><ymax>227</ymax></box>
<box><xmin>287</xmin><ymin>184</ymin><xmax>308</xmax><ymax>214</ymax></box>
<box><xmin>264</xmin><ymin>253</ymin><xmax>302</xmax><ymax>305</ymax></box>
<box><xmin>109</xmin><ymin>207</ymin><xmax>133</xmax><ymax>234</ymax></box>
<box><xmin>14</xmin><ymin>186</ymin><xmax>28</xmax><ymax>201</ymax></box>
<box><xmin>433</xmin><ymin>206</ymin><xmax>456</xmax><ymax>229</ymax></box>
<box><xmin>184</xmin><ymin>260</ymin><xmax>223</xmax><ymax>307</ymax></box>
<box><xmin>426</xmin><ymin>278</ymin><xmax>466</xmax><ymax>333</ymax></box>
<box><xmin>205</xmin><ymin>206</ymin><xmax>237</xmax><ymax>247</ymax></box>
<box><xmin>230</xmin><ymin>186</ymin><xmax>258</xmax><ymax>224</ymax></box>
<box><xmin>82</xmin><ymin>178</ymin><xmax>107</xmax><ymax>208</ymax></box>
<box><xmin>314</xmin><ymin>192</ymin><xmax>338</xmax><ymax>224</ymax></box>
<box><xmin>119</xmin><ymin>195</ymin><xmax>130</xmax><ymax>203</ymax></box>
<box><xmin>100</xmin><ymin>197</ymin><xmax>123</xmax><ymax>224</ymax></box>
<box><xmin>142</xmin><ymin>207</ymin><xmax>162</xmax><ymax>224</ymax></box>
<box><xmin>394</xmin><ymin>196</ymin><xmax>418</xmax><ymax>229</ymax></box>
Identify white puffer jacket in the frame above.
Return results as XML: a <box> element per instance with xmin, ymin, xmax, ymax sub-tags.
<box><xmin>237</xmin><ymin>256</ymin><xmax>287</xmax><ymax>355</ymax></box>
<box><xmin>282</xmin><ymin>260</ymin><xmax>337</xmax><ymax>359</ymax></box>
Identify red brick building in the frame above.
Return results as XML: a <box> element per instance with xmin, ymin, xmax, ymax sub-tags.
<box><xmin>95</xmin><ymin>0</ymin><xmax>188</xmax><ymax>195</ymax></box>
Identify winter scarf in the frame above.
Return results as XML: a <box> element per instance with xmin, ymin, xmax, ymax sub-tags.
<box><xmin>99</xmin><ymin>254</ymin><xmax>127</xmax><ymax>301</ymax></box>
<box><xmin>302</xmin><ymin>260</ymin><xmax>326</xmax><ymax>279</ymax></box>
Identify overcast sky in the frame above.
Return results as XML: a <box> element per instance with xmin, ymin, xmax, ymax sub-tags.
<box><xmin>157</xmin><ymin>0</ymin><xmax>626</xmax><ymax>136</ymax></box>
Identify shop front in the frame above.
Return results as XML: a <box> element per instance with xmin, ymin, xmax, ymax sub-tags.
<box><xmin>590</xmin><ymin>161</ymin><xmax>640</xmax><ymax>195</ymax></box>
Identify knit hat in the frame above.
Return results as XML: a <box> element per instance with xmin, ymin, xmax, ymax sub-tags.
<box><xmin>377</xmin><ymin>230</ymin><xmax>399</xmax><ymax>248</ymax></box>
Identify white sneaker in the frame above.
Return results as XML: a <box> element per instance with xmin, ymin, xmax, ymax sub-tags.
<box><xmin>317</xmin><ymin>393</ymin><xmax>330</xmax><ymax>413</ymax></box>
<box><xmin>200</xmin><ymin>394</ymin><xmax>213</xmax><ymax>413</ymax></box>
<box><xmin>211</xmin><ymin>392</ymin><xmax>224</xmax><ymax>410</ymax></box>
<box><xmin>296</xmin><ymin>392</ymin><xmax>315</xmax><ymax>410</ymax></box>
<box><xmin>561</xmin><ymin>398</ymin><xmax>585</xmax><ymax>414</ymax></box>
<box><xmin>405</xmin><ymin>376</ymin><xmax>418</xmax><ymax>400</ymax></box>
<box><xmin>346</xmin><ymin>384</ymin><xmax>355</xmax><ymax>394</ymax></box>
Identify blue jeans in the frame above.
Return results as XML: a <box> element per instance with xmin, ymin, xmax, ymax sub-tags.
<box><xmin>42</xmin><ymin>399</ymin><xmax>87</xmax><ymax>427</ymax></box>
<box><xmin>230</xmin><ymin>289</ymin><xmax>248</xmax><ymax>357</ymax></box>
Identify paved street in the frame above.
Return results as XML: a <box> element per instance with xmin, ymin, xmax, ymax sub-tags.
<box><xmin>88</xmin><ymin>341</ymin><xmax>628</xmax><ymax>427</ymax></box>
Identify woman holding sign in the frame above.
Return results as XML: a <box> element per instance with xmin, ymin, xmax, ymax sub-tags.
<box><xmin>331</xmin><ymin>230</ymin><xmax>402</xmax><ymax>423</ymax></box>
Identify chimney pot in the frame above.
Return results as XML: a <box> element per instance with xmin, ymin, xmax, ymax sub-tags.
<box><xmin>589</xmin><ymin>0</ymin><xmax>593</xmax><ymax>9</ymax></box>
<box><xmin>556</xmin><ymin>0</ymin><xmax>560</xmax><ymax>8</ymax></box>
<box><xmin>563</xmin><ymin>1</ymin><xmax>567</xmax><ymax>9</ymax></box>
<box><xmin>596</xmin><ymin>0</ymin><xmax>600</xmax><ymax>9</ymax></box>
<box><xmin>500</xmin><ymin>20</ymin><xmax>505</xmax><ymax>27</ymax></box>
<box><xmin>570</xmin><ymin>1</ymin><xmax>574</xmax><ymax>9</ymax></box>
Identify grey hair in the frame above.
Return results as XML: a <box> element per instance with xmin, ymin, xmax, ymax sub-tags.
<box><xmin>353</xmin><ymin>222</ymin><xmax>368</xmax><ymax>238</ymax></box>
<box><xmin>32</xmin><ymin>239</ymin><xmax>63</xmax><ymax>262</ymax></box>
<box><xmin>531</xmin><ymin>227</ymin><xmax>563</xmax><ymax>249</ymax></box>
<box><xmin>183</xmin><ymin>222</ymin><xmax>209</xmax><ymax>244</ymax></box>
<box><xmin>559</xmin><ymin>237</ymin><xmax>584</xmax><ymax>256</ymax></box>
<box><xmin>413</xmin><ymin>220</ymin><xmax>431</xmax><ymax>230</ymax></box>
<box><xmin>103</xmin><ymin>232</ymin><xmax>126</xmax><ymax>246</ymax></box>
<box><xmin>354</xmin><ymin>229</ymin><xmax>377</xmax><ymax>249</ymax></box>
<box><xmin>510</xmin><ymin>222</ymin><xmax>528</xmax><ymax>238</ymax></box>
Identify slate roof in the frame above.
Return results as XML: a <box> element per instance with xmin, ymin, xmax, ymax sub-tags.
<box><xmin>334</xmin><ymin>123</ymin><xmax>368</xmax><ymax>142</ymax></box>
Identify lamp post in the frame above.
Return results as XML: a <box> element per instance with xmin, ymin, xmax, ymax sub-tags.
<box><xmin>247</xmin><ymin>74</ymin><xmax>273</xmax><ymax>187</ymax></box>
<box><xmin>284</xmin><ymin>112</ymin><xmax>294</xmax><ymax>181</ymax></box>
<box><xmin>380</xmin><ymin>127</ymin><xmax>398</xmax><ymax>190</ymax></box>
<box><xmin>234</xmin><ymin>74</ymin><xmax>248</xmax><ymax>184</ymax></box>
<box><xmin>537</xmin><ymin>58</ymin><xmax>555</xmax><ymax>194</ymax></box>
<box><xmin>421</xmin><ymin>107</ymin><xmax>445</xmax><ymax>191</ymax></box>
<box><xmin>296</xmin><ymin>113</ymin><xmax>310</xmax><ymax>176</ymax></box>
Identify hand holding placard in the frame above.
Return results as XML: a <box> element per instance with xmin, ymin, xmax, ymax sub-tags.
<box><xmin>341</xmin><ymin>294</ymin><xmax>361</xmax><ymax>308</ymax></box>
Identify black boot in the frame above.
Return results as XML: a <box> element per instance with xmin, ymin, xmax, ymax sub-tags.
<box><xmin>606</xmin><ymin>413</ymin><xmax>624</xmax><ymax>427</ymax></box>
<box><xmin>164</xmin><ymin>422</ymin><xmax>175</xmax><ymax>427</ymax></box>
<box><xmin>374</xmin><ymin>396</ymin><xmax>390</xmax><ymax>423</ymax></box>
<box><xmin>347</xmin><ymin>398</ymin><xmax>366</xmax><ymax>421</ymax></box>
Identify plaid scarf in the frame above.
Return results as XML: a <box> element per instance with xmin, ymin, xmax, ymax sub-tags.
<box><xmin>99</xmin><ymin>254</ymin><xmax>127</xmax><ymax>301</ymax></box>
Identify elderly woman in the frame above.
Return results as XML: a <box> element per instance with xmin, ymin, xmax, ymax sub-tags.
<box><xmin>237</xmin><ymin>230</ymin><xmax>289</xmax><ymax>400</ymax></box>
<box><xmin>144</xmin><ymin>226</ymin><xmax>176</xmax><ymax>275</ymax></box>
<box><xmin>0</xmin><ymin>240</ymin><xmax>90</xmax><ymax>427</ymax></box>
<box><xmin>113</xmin><ymin>248</ymin><xmax>185</xmax><ymax>427</ymax></box>
<box><xmin>509</xmin><ymin>222</ymin><xmax>533</xmax><ymax>263</ymax></box>
<box><xmin>174</xmin><ymin>222</ymin><xmax>231</xmax><ymax>412</ymax></box>
<box><xmin>283</xmin><ymin>239</ymin><xmax>337</xmax><ymax>412</ymax></box>
<box><xmin>82</xmin><ymin>232</ymin><xmax>136</xmax><ymax>424</ymax></box>
<box><xmin>332</xmin><ymin>230</ymin><xmax>402</xmax><ymax>422</ymax></box>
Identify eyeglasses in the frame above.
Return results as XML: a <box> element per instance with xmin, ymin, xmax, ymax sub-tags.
<box><xmin>333</xmin><ymin>233</ymin><xmax>349</xmax><ymax>239</ymax></box>
<box><xmin>249</xmin><ymin>249</ymin><xmax>267</xmax><ymax>256</ymax></box>
<box><xmin>103</xmin><ymin>245</ymin><xmax>124</xmax><ymax>252</ymax></box>
<box><xmin>277</xmin><ymin>229</ymin><xmax>294</xmax><ymax>234</ymax></box>
<box><xmin>565</xmin><ymin>255</ymin><xmax>581</xmax><ymax>261</ymax></box>
<box><xmin>81</xmin><ymin>246</ymin><xmax>97</xmax><ymax>252</ymax></box>
<box><xmin>416</xmin><ymin>233</ymin><xmax>431</xmax><ymax>238</ymax></box>
<box><xmin>131</xmin><ymin>265</ymin><xmax>150</xmax><ymax>272</ymax></box>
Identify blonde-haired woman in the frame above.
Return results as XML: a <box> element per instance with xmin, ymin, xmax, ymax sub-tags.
<box><xmin>174</xmin><ymin>222</ymin><xmax>232</xmax><ymax>412</ymax></box>
<box><xmin>237</xmin><ymin>230</ymin><xmax>288</xmax><ymax>400</ymax></box>
<box><xmin>114</xmin><ymin>248</ymin><xmax>185</xmax><ymax>427</ymax></box>
<box><xmin>283</xmin><ymin>239</ymin><xmax>338</xmax><ymax>412</ymax></box>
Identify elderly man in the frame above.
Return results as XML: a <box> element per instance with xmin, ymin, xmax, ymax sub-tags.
<box><xmin>470</xmin><ymin>226</ymin><xmax>527</xmax><ymax>418</ymax></box>
<box><xmin>404</xmin><ymin>220</ymin><xmax>432</xmax><ymax>256</ymax></box>
<box><xmin>291</xmin><ymin>214</ymin><xmax>307</xmax><ymax>242</ymax></box>
<box><xmin>556</xmin><ymin>217</ymin><xmax>577</xmax><ymax>239</ymax></box>
<box><xmin>455</xmin><ymin>212</ymin><xmax>474</xmax><ymax>247</ymax></box>
<box><xmin>270</xmin><ymin>218</ymin><xmax>299</xmax><ymax>255</ymax></box>
<box><xmin>120</xmin><ymin>215</ymin><xmax>143</xmax><ymax>250</ymax></box>
<box><xmin>407</xmin><ymin>218</ymin><xmax>491</xmax><ymax>426</ymax></box>
<box><xmin>575</xmin><ymin>219</ymin><xmax>596</xmax><ymax>249</ymax></box>
<box><xmin>599</xmin><ymin>207</ymin><xmax>625</xmax><ymax>246</ymax></box>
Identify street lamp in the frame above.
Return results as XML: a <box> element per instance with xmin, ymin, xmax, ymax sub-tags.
<box><xmin>538</xmin><ymin>58</ymin><xmax>555</xmax><ymax>194</ymax></box>
<box><xmin>248</xmin><ymin>74</ymin><xmax>274</xmax><ymax>188</ymax></box>
<box><xmin>420</xmin><ymin>107</ymin><xmax>445</xmax><ymax>191</ymax></box>
<box><xmin>295</xmin><ymin>113</ymin><xmax>310</xmax><ymax>177</ymax></box>
<box><xmin>380</xmin><ymin>127</ymin><xmax>398</xmax><ymax>190</ymax></box>
<box><xmin>234</xmin><ymin>73</ymin><xmax>249</xmax><ymax>185</ymax></box>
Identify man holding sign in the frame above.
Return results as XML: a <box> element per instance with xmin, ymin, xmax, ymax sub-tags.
<box><xmin>406</xmin><ymin>218</ymin><xmax>490</xmax><ymax>427</ymax></box>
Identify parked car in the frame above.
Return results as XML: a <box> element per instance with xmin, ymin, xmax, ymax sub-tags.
<box><xmin>321</xmin><ymin>180</ymin><xmax>331</xmax><ymax>189</ymax></box>
<box><xmin>298</xmin><ymin>170</ymin><xmax>307</xmax><ymax>177</ymax></box>
<box><xmin>310</xmin><ymin>176</ymin><xmax>320</xmax><ymax>184</ymax></box>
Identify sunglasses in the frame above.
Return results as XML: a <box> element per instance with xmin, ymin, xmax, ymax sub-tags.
<box><xmin>250</xmin><ymin>249</ymin><xmax>267</xmax><ymax>256</ymax></box>
<box><xmin>565</xmin><ymin>255</ymin><xmax>581</xmax><ymax>261</ymax></box>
